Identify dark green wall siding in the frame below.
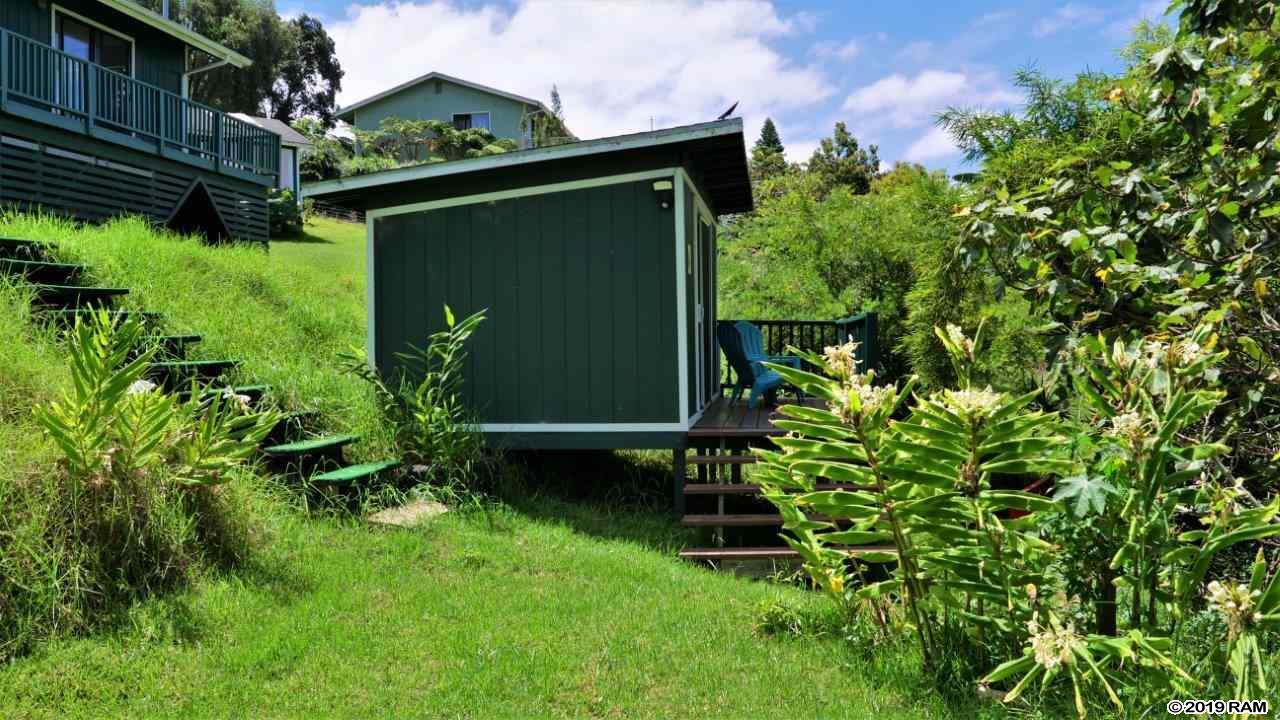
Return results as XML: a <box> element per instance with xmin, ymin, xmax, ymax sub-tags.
<box><xmin>1</xmin><ymin>117</ymin><xmax>268</xmax><ymax>242</ymax></box>
<box><xmin>374</xmin><ymin>177</ymin><xmax>680</xmax><ymax>425</ymax></box>
<box><xmin>2</xmin><ymin>0</ymin><xmax>186</xmax><ymax>94</ymax></box>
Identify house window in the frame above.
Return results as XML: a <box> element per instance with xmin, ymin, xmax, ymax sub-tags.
<box><xmin>54</xmin><ymin>7</ymin><xmax>134</xmax><ymax>76</ymax></box>
<box><xmin>452</xmin><ymin>112</ymin><xmax>491</xmax><ymax>132</ymax></box>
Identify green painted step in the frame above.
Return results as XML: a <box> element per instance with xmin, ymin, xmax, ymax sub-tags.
<box><xmin>311</xmin><ymin>460</ymin><xmax>401</xmax><ymax>485</ymax></box>
<box><xmin>0</xmin><ymin>238</ymin><xmax>53</xmax><ymax>261</ymax></box>
<box><xmin>149</xmin><ymin>359</ymin><xmax>240</xmax><ymax>383</ymax></box>
<box><xmin>32</xmin><ymin>284</ymin><xmax>129</xmax><ymax>307</ymax></box>
<box><xmin>194</xmin><ymin>384</ymin><xmax>271</xmax><ymax>404</ymax></box>
<box><xmin>39</xmin><ymin>309</ymin><xmax>162</xmax><ymax>326</ymax></box>
<box><xmin>142</xmin><ymin>334</ymin><xmax>202</xmax><ymax>351</ymax></box>
<box><xmin>263</xmin><ymin>434</ymin><xmax>359</xmax><ymax>458</ymax></box>
<box><xmin>0</xmin><ymin>258</ymin><xmax>85</xmax><ymax>284</ymax></box>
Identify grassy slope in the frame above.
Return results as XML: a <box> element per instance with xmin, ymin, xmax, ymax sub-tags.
<box><xmin>0</xmin><ymin>215</ymin><xmax>978</xmax><ymax>719</ymax></box>
<box><xmin>0</xmin><ymin>213</ymin><xmax>392</xmax><ymax>460</ymax></box>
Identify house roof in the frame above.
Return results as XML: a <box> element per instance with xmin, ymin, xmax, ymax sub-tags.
<box><xmin>304</xmin><ymin>118</ymin><xmax>754</xmax><ymax>216</ymax></box>
<box><xmin>230</xmin><ymin>115</ymin><xmax>312</xmax><ymax>147</ymax></box>
<box><xmin>97</xmin><ymin>1</ymin><xmax>252</xmax><ymax>68</ymax></box>
<box><xmin>336</xmin><ymin>72</ymin><xmax>548</xmax><ymax>122</ymax></box>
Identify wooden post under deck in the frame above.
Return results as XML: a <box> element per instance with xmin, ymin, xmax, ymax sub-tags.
<box><xmin>672</xmin><ymin>446</ymin><xmax>687</xmax><ymax>516</ymax></box>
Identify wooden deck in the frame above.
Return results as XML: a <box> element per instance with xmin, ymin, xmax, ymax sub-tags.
<box><xmin>690</xmin><ymin>395</ymin><xmax>820</xmax><ymax>439</ymax></box>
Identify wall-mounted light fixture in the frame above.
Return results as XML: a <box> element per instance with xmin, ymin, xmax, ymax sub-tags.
<box><xmin>653</xmin><ymin>179</ymin><xmax>674</xmax><ymax>210</ymax></box>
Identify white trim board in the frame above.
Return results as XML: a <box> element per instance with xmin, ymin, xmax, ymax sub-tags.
<box><xmin>481</xmin><ymin>423</ymin><xmax>686</xmax><ymax>433</ymax></box>
<box><xmin>675</xmin><ymin>171</ymin><xmax>690</xmax><ymax>429</ymax></box>
<box><xmin>367</xmin><ymin>168</ymin><xmax>677</xmax><ymax>220</ymax></box>
<box><xmin>677</xmin><ymin>167</ymin><xmax>715</xmax><ymax>226</ymax></box>
<box><xmin>365</xmin><ymin>213</ymin><xmax>376</xmax><ymax>368</ymax></box>
<box><xmin>305</xmin><ymin>118</ymin><xmax>744</xmax><ymax>199</ymax></box>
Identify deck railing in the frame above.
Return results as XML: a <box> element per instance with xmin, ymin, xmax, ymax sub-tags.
<box><xmin>0</xmin><ymin>28</ymin><xmax>279</xmax><ymax>180</ymax></box>
<box><xmin>718</xmin><ymin>314</ymin><xmax>880</xmax><ymax>387</ymax></box>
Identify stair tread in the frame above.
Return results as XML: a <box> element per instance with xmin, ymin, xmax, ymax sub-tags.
<box><xmin>684</xmin><ymin>482</ymin><xmax>873</xmax><ymax>495</ymax></box>
<box><xmin>679</xmin><ymin>545</ymin><xmax>897</xmax><ymax>560</ymax></box>
<box><xmin>151</xmin><ymin>359</ymin><xmax>239</xmax><ymax>368</ymax></box>
<box><xmin>264</xmin><ymin>434</ymin><xmax>359</xmax><ymax>456</ymax></box>
<box><xmin>33</xmin><ymin>283</ymin><xmax>129</xmax><ymax>292</ymax></box>
<box><xmin>143</xmin><ymin>334</ymin><xmax>202</xmax><ymax>344</ymax></box>
<box><xmin>682</xmin><ymin>514</ymin><xmax>785</xmax><ymax>526</ymax></box>
<box><xmin>688</xmin><ymin>455</ymin><xmax>757</xmax><ymax>465</ymax></box>
<box><xmin>312</xmin><ymin>460</ymin><xmax>401</xmax><ymax>484</ymax></box>
<box><xmin>0</xmin><ymin>258</ymin><xmax>84</xmax><ymax>275</ymax></box>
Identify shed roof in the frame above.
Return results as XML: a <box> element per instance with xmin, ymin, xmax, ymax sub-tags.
<box><xmin>230</xmin><ymin>114</ymin><xmax>312</xmax><ymax>147</ymax></box>
<box><xmin>336</xmin><ymin>72</ymin><xmax>547</xmax><ymax>122</ymax></box>
<box><xmin>97</xmin><ymin>1</ymin><xmax>252</xmax><ymax>68</ymax></box>
<box><xmin>303</xmin><ymin>118</ymin><xmax>753</xmax><ymax>216</ymax></box>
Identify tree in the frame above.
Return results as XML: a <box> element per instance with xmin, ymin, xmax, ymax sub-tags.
<box><xmin>755</xmin><ymin>118</ymin><xmax>785</xmax><ymax>155</ymax></box>
<box><xmin>522</xmin><ymin>85</ymin><xmax>575</xmax><ymax>147</ymax></box>
<box><xmin>749</xmin><ymin>117</ymin><xmax>790</xmax><ymax>185</ymax></box>
<box><xmin>184</xmin><ymin>0</ymin><xmax>343</xmax><ymax>126</ymax></box>
<box><xmin>266</xmin><ymin>14</ymin><xmax>344</xmax><ymax>127</ymax></box>
<box><xmin>184</xmin><ymin>0</ymin><xmax>286</xmax><ymax>113</ymax></box>
<box><xmin>807</xmin><ymin>122</ymin><xmax>880</xmax><ymax>196</ymax></box>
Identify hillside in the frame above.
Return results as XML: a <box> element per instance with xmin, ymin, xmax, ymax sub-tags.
<box><xmin>0</xmin><ymin>215</ymin><xmax>974</xmax><ymax>719</ymax></box>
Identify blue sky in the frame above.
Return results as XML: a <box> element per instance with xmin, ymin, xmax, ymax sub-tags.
<box><xmin>283</xmin><ymin>0</ymin><xmax>1170</xmax><ymax>171</ymax></box>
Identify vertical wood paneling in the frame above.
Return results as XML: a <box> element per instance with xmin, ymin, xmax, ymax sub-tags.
<box><xmin>492</xmin><ymin>200</ymin><xmax>520</xmax><ymax>421</ymax></box>
<box><xmin>538</xmin><ymin>192</ymin><xmax>567</xmax><ymax>422</ymax></box>
<box><xmin>586</xmin><ymin>185</ymin><xmax>614</xmax><ymax>420</ymax></box>
<box><xmin>374</xmin><ymin>177</ymin><xmax>680</xmax><ymax>425</ymax></box>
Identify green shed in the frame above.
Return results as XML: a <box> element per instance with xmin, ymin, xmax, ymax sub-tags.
<box><xmin>305</xmin><ymin>119</ymin><xmax>753</xmax><ymax>449</ymax></box>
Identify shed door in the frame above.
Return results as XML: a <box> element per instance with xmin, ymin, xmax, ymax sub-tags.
<box><xmin>693</xmin><ymin>221</ymin><xmax>706</xmax><ymax>409</ymax></box>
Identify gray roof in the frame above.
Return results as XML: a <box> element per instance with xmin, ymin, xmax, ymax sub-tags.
<box><xmin>304</xmin><ymin>118</ymin><xmax>753</xmax><ymax>215</ymax></box>
<box><xmin>336</xmin><ymin>72</ymin><xmax>547</xmax><ymax>121</ymax></box>
<box><xmin>229</xmin><ymin>114</ymin><xmax>312</xmax><ymax>147</ymax></box>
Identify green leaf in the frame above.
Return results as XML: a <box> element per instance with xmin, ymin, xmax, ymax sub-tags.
<box><xmin>1054</xmin><ymin>474</ymin><xmax>1119</xmax><ymax>517</ymax></box>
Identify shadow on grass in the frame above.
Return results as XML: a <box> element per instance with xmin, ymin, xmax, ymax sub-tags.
<box><xmin>268</xmin><ymin>228</ymin><xmax>336</xmax><ymax>245</ymax></box>
<box><xmin>496</xmin><ymin>449</ymin><xmax>696</xmax><ymax>554</ymax></box>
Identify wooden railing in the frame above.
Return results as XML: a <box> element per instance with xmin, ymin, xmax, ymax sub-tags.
<box><xmin>718</xmin><ymin>314</ymin><xmax>880</xmax><ymax>386</ymax></box>
<box><xmin>0</xmin><ymin>28</ymin><xmax>279</xmax><ymax>180</ymax></box>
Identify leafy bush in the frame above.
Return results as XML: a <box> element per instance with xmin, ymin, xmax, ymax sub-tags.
<box><xmin>0</xmin><ymin>311</ymin><xmax>277</xmax><ymax>658</ymax></box>
<box><xmin>267</xmin><ymin>188</ymin><xmax>303</xmax><ymax>237</ymax></box>
<box><xmin>344</xmin><ymin>305</ymin><xmax>493</xmax><ymax>490</ymax></box>
<box><xmin>757</xmin><ymin>322</ymin><xmax>1279</xmax><ymax>715</ymax></box>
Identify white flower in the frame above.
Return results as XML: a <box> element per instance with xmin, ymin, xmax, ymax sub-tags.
<box><xmin>127</xmin><ymin>379</ymin><xmax>158</xmax><ymax>395</ymax></box>
<box><xmin>1174</xmin><ymin>340</ymin><xmax>1207</xmax><ymax>367</ymax></box>
<box><xmin>946</xmin><ymin>324</ymin><xmax>975</xmax><ymax>358</ymax></box>
<box><xmin>1107</xmin><ymin>411</ymin><xmax>1146</xmax><ymax>442</ymax></box>
<box><xmin>1026</xmin><ymin>614</ymin><xmax>1083</xmax><ymax>670</ymax></box>
<box><xmin>941</xmin><ymin>387</ymin><xmax>1003</xmax><ymax>420</ymax></box>
<box><xmin>823</xmin><ymin>339</ymin><xmax>861</xmax><ymax>379</ymax></box>
<box><xmin>1206</xmin><ymin>581</ymin><xmax>1260</xmax><ymax>638</ymax></box>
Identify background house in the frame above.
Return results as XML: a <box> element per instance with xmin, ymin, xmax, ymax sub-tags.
<box><xmin>0</xmin><ymin>0</ymin><xmax>279</xmax><ymax>242</ymax></box>
<box><xmin>336</xmin><ymin>72</ymin><xmax>558</xmax><ymax>149</ymax></box>
<box><xmin>231</xmin><ymin>114</ymin><xmax>311</xmax><ymax>202</ymax></box>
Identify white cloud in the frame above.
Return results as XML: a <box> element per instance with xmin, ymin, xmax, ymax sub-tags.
<box><xmin>895</xmin><ymin>41</ymin><xmax>935</xmax><ymax>64</ymax></box>
<box><xmin>812</xmin><ymin>38</ymin><xmax>860</xmax><ymax>61</ymax></box>
<box><xmin>328</xmin><ymin>0</ymin><xmax>834</xmax><ymax>143</ymax></box>
<box><xmin>842</xmin><ymin>70</ymin><xmax>1019</xmax><ymax>129</ymax></box>
<box><xmin>903</xmin><ymin>126</ymin><xmax>957</xmax><ymax>163</ymax></box>
<box><xmin>1033</xmin><ymin>4</ymin><xmax>1105</xmax><ymax>38</ymax></box>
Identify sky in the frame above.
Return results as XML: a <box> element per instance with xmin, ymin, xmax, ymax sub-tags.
<box><xmin>279</xmin><ymin>0</ymin><xmax>1172</xmax><ymax>172</ymax></box>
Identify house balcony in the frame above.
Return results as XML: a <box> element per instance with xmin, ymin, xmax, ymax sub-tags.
<box><xmin>0</xmin><ymin>28</ymin><xmax>279</xmax><ymax>185</ymax></box>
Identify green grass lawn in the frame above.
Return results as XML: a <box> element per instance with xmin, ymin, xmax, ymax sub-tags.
<box><xmin>0</xmin><ymin>214</ymin><xmax>987</xmax><ymax>719</ymax></box>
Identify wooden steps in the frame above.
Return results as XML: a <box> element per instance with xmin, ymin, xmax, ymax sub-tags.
<box><xmin>683</xmin><ymin>482</ymin><xmax>874</xmax><ymax>496</ymax></box>
<box><xmin>678</xmin><ymin>545</ymin><xmax>896</xmax><ymax>562</ymax></box>
<box><xmin>263</xmin><ymin>434</ymin><xmax>358</xmax><ymax>458</ymax></box>
<box><xmin>312</xmin><ymin>460</ymin><xmax>401</xmax><ymax>485</ymax></box>
<box><xmin>149</xmin><ymin>359</ymin><xmax>240</xmax><ymax>386</ymax></box>
<box><xmin>689</xmin><ymin>454</ymin><xmax>756</xmax><ymax>465</ymax></box>
<box><xmin>31</xmin><ymin>284</ymin><xmax>129</xmax><ymax>307</ymax></box>
<box><xmin>0</xmin><ymin>258</ymin><xmax>85</xmax><ymax>284</ymax></box>
<box><xmin>0</xmin><ymin>238</ymin><xmax>52</xmax><ymax>261</ymax></box>
<box><xmin>38</xmin><ymin>308</ymin><xmax>162</xmax><ymax>326</ymax></box>
<box><xmin>682</xmin><ymin>514</ymin><xmax>785</xmax><ymax>527</ymax></box>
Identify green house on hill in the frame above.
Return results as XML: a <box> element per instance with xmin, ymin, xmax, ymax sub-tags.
<box><xmin>336</xmin><ymin>72</ymin><xmax>565</xmax><ymax>149</ymax></box>
<box><xmin>0</xmin><ymin>0</ymin><xmax>279</xmax><ymax>242</ymax></box>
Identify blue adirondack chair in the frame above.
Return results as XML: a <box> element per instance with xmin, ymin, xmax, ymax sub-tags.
<box><xmin>734</xmin><ymin>321</ymin><xmax>802</xmax><ymax>373</ymax></box>
<box><xmin>718</xmin><ymin>322</ymin><xmax>783</xmax><ymax>409</ymax></box>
